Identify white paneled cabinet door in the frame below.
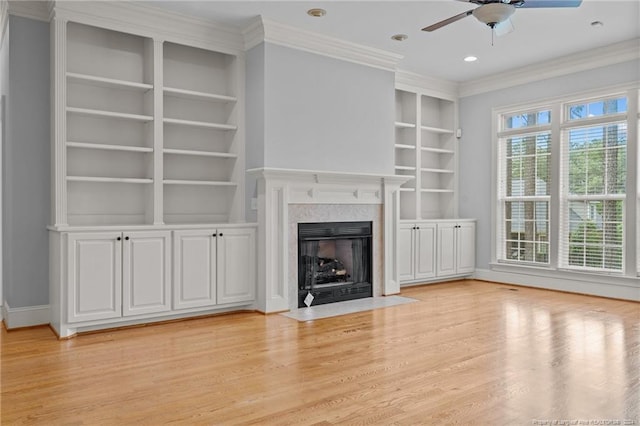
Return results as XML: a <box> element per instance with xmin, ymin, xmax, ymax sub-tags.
<box><xmin>398</xmin><ymin>224</ymin><xmax>415</xmax><ymax>282</ymax></box>
<box><xmin>217</xmin><ymin>227</ymin><xmax>256</xmax><ymax>305</ymax></box>
<box><xmin>415</xmin><ymin>223</ymin><xmax>436</xmax><ymax>280</ymax></box>
<box><xmin>122</xmin><ymin>231</ymin><xmax>172</xmax><ymax>316</ymax></box>
<box><xmin>456</xmin><ymin>222</ymin><xmax>476</xmax><ymax>275</ymax></box>
<box><xmin>436</xmin><ymin>223</ymin><xmax>457</xmax><ymax>277</ymax></box>
<box><xmin>173</xmin><ymin>229</ymin><xmax>217</xmax><ymax>310</ymax></box>
<box><xmin>67</xmin><ymin>232</ymin><xmax>122</xmax><ymax>323</ymax></box>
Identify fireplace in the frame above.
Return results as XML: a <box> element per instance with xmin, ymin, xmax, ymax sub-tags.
<box><xmin>298</xmin><ymin>221</ymin><xmax>372</xmax><ymax>307</ymax></box>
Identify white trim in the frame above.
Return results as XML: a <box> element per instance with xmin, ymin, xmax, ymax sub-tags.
<box><xmin>7</xmin><ymin>0</ymin><xmax>50</xmax><ymax>22</ymax></box>
<box><xmin>460</xmin><ymin>39</ymin><xmax>640</xmax><ymax>98</ymax></box>
<box><xmin>474</xmin><ymin>268</ymin><xmax>640</xmax><ymax>302</ymax></box>
<box><xmin>2</xmin><ymin>301</ymin><xmax>50</xmax><ymax>329</ymax></box>
<box><xmin>243</xmin><ymin>17</ymin><xmax>403</xmax><ymax>72</ymax></box>
<box><xmin>395</xmin><ymin>69</ymin><xmax>458</xmax><ymax>101</ymax></box>
<box><xmin>0</xmin><ymin>0</ymin><xmax>8</xmax><ymax>45</ymax></box>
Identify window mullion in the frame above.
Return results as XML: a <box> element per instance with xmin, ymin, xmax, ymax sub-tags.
<box><xmin>549</xmin><ymin>103</ymin><xmax>562</xmax><ymax>270</ymax></box>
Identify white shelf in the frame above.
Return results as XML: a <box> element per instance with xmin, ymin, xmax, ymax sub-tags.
<box><xmin>420</xmin><ymin>125</ymin><xmax>454</xmax><ymax>135</ymax></box>
<box><xmin>399</xmin><ymin>188</ymin><xmax>416</xmax><ymax>192</ymax></box>
<box><xmin>163</xmin><ymin>118</ymin><xmax>237</xmax><ymax>131</ymax></box>
<box><xmin>395</xmin><ymin>121</ymin><xmax>417</xmax><ymax>129</ymax></box>
<box><xmin>395</xmin><ymin>144</ymin><xmax>415</xmax><ymax>150</ymax></box>
<box><xmin>421</xmin><ymin>147</ymin><xmax>454</xmax><ymax>154</ymax></box>
<box><xmin>67</xmin><ymin>107</ymin><xmax>153</xmax><ymax>123</ymax></box>
<box><xmin>421</xmin><ymin>188</ymin><xmax>454</xmax><ymax>193</ymax></box>
<box><xmin>67</xmin><ymin>141</ymin><xmax>153</xmax><ymax>153</ymax></box>
<box><xmin>420</xmin><ymin>168</ymin><xmax>454</xmax><ymax>174</ymax></box>
<box><xmin>395</xmin><ymin>166</ymin><xmax>416</xmax><ymax>171</ymax></box>
<box><xmin>163</xmin><ymin>149</ymin><xmax>237</xmax><ymax>159</ymax></box>
<box><xmin>163</xmin><ymin>180</ymin><xmax>237</xmax><ymax>187</ymax></box>
<box><xmin>163</xmin><ymin>87</ymin><xmax>236</xmax><ymax>103</ymax></box>
<box><xmin>67</xmin><ymin>176</ymin><xmax>153</xmax><ymax>184</ymax></box>
<box><xmin>67</xmin><ymin>72</ymin><xmax>152</xmax><ymax>91</ymax></box>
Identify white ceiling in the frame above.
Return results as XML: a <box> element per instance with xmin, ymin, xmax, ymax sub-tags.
<box><xmin>146</xmin><ymin>0</ymin><xmax>640</xmax><ymax>82</ymax></box>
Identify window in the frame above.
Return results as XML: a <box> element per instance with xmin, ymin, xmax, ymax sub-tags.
<box><xmin>497</xmin><ymin>109</ymin><xmax>551</xmax><ymax>265</ymax></box>
<box><xmin>496</xmin><ymin>90</ymin><xmax>637</xmax><ymax>276</ymax></box>
<box><xmin>560</xmin><ymin>99</ymin><xmax>627</xmax><ymax>272</ymax></box>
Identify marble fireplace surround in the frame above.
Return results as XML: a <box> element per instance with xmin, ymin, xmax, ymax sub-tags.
<box><xmin>248</xmin><ymin>168</ymin><xmax>412</xmax><ymax>313</ymax></box>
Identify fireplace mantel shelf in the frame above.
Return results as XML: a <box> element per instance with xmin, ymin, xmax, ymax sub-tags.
<box><xmin>247</xmin><ymin>167</ymin><xmax>413</xmax><ymax>187</ymax></box>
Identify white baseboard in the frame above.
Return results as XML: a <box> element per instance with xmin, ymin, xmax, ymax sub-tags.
<box><xmin>3</xmin><ymin>301</ymin><xmax>50</xmax><ymax>329</ymax></box>
<box><xmin>474</xmin><ymin>268</ymin><xmax>640</xmax><ymax>301</ymax></box>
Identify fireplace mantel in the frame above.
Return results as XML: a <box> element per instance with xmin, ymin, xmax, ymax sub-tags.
<box><xmin>248</xmin><ymin>167</ymin><xmax>412</xmax><ymax>313</ymax></box>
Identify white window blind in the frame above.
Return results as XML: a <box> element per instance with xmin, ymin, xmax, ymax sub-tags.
<box><xmin>497</xmin><ymin>109</ymin><xmax>551</xmax><ymax>264</ymax></box>
<box><xmin>559</xmin><ymin>96</ymin><xmax>627</xmax><ymax>272</ymax></box>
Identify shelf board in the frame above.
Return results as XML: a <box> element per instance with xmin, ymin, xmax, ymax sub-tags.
<box><xmin>67</xmin><ymin>141</ymin><xmax>153</xmax><ymax>153</ymax></box>
<box><xmin>163</xmin><ymin>87</ymin><xmax>237</xmax><ymax>103</ymax></box>
<box><xmin>67</xmin><ymin>176</ymin><xmax>153</xmax><ymax>184</ymax></box>
<box><xmin>163</xmin><ymin>149</ymin><xmax>237</xmax><ymax>159</ymax></box>
<box><xmin>67</xmin><ymin>107</ymin><xmax>153</xmax><ymax>123</ymax></box>
<box><xmin>420</xmin><ymin>188</ymin><xmax>455</xmax><ymax>193</ymax></box>
<box><xmin>420</xmin><ymin>167</ymin><xmax>454</xmax><ymax>174</ymax></box>
<box><xmin>394</xmin><ymin>144</ymin><xmax>415</xmax><ymax>150</ymax></box>
<box><xmin>420</xmin><ymin>125</ymin><xmax>454</xmax><ymax>135</ymax></box>
<box><xmin>163</xmin><ymin>179</ymin><xmax>238</xmax><ymax>187</ymax></box>
<box><xmin>67</xmin><ymin>72</ymin><xmax>153</xmax><ymax>91</ymax></box>
<box><xmin>421</xmin><ymin>147</ymin><xmax>454</xmax><ymax>154</ymax></box>
<box><xmin>395</xmin><ymin>166</ymin><xmax>416</xmax><ymax>171</ymax></box>
<box><xmin>163</xmin><ymin>118</ymin><xmax>237</xmax><ymax>131</ymax></box>
<box><xmin>395</xmin><ymin>121</ymin><xmax>416</xmax><ymax>129</ymax></box>
<box><xmin>399</xmin><ymin>188</ymin><xmax>416</xmax><ymax>192</ymax></box>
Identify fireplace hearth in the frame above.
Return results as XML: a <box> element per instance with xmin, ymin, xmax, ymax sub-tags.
<box><xmin>298</xmin><ymin>221</ymin><xmax>372</xmax><ymax>307</ymax></box>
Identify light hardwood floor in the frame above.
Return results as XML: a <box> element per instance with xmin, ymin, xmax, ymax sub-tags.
<box><xmin>1</xmin><ymin>280</ymin><xmax>638</xmax><ymax>425</ymax></box>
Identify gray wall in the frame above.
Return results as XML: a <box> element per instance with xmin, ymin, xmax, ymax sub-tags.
<box><xmin>245</xmin><ymin>42</ymin><xmax>396</xmax><ymax>221</ymax></box>
<box><xmin>458</xmin><ymin>59</ymin><xmax>640</xmax><ymax>270</ymax></box>
<box><xmin>2</xmin><ymin>15</ymin><xmax>50</xmax><ymax>308</ymax></box>
<box><xmin>263</xmin><ymin>43</ymin><xmax>395</xmax><ymax>174</ymax></box>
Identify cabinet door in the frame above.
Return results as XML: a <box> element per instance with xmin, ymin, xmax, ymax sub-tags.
<box><xmin>456</xmin><ymin>222</ymin><xmax>476</xmax><ymax>275</ymax></box>
<box><xmin>398</xmin><ymin>224</ymin><xmax>415</xmax><ymax>282</ymax></box>
<box><xmin>415</xmin><ymin>223</ymin><xmax>436</xmax><ymax>280</ymax></box>
<box><xmin>122</xmin><ymin>231</ymin><xmax>172</xmax><ymax>316</ymax></box>
<box><xmin>217</xmin><ymin>227</ymin><xmax>256</xmax><ymax>305</ymax></box>
<box><xmin>67</xmin><ymin>232</ymin><xmax>122</xmax><ymax>323</ymax></box>
<box><xmin>436</xmin><ymin>223</ymin><xmax>457</xmax><ymax>277</ymax></box>
<box><xmin>173</xmin><ymin>229</ymin><xmax>217</xmax><ymax>310</ymax></box>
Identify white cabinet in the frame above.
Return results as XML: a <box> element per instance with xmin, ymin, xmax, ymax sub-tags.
<box><xmin>399</xmin><ymin>220</ymin><xmax>475</xmax><ymax>284</ymax></box>
<box><xmin>399</xmin><ymin>223</ymin><xmax>436</xmax><ymax>282</ymax></box>
<box><xmin>67</xmin><ymin>231</ymin><xmax>171</xmax><ymax>323</ymax></box>
<box><xmin>436</xmin><ymin>221</ymin><xmax>476</xmax><ymax>277</ymax></box>
<box><xmin>173</xmin><ymin>226</ymin><xmax>256</xmax><ymax>310</ymax></box>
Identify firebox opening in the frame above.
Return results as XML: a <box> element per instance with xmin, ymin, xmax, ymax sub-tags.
<box><xmin>298</xmin><ymin>221</ymin><xmax>373</xmax><ymax>308</ymax></box>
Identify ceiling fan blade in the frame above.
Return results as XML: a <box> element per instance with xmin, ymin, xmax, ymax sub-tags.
<box><xmin>518</xmin><ymin>0</ymin><xmax>582</xmax><ymax>8</ymax></box>
<box><xmin>422</xmin><ymin>9</ymin><xmax>474</xmax><ymax>32</ymax></box>
<box><xmin>494</xmin><ymin>18</ymin><xmax>514</xmax><ymax>36</ymax></box>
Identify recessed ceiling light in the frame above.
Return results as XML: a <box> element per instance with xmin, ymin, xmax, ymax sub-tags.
<box><xmin>307</xmin><ymin>8</ymin><xmax>326</xmax><ymax>18</ymax></box>
<box><xmin>464</xmin><ymin>56</ymin><xmax>478</xmax><ymax>62</ymax></box>
<box><xmin>391</xmin><ymin>34</ymin><xmax>408</xmax><ymax>42</ymax></box>
<box><xmin>590</xmin><ymin>20</ymin><xmax>604</xmax><ymax>27</ymax></box>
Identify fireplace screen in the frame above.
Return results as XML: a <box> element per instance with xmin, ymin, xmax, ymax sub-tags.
<box><xmin>298</xmin><ymin>221</ymin><xmax>372</xmax><ymax>307</ymax></box>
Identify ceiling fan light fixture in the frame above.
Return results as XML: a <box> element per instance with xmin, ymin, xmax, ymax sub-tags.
<box><xmin>472</xmin><ymin>3</ymin><xmax>515</xmax><ymax>27</ymax></box>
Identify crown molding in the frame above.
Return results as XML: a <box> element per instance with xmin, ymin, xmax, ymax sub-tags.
<box><xmin>459</xmin><ymin>38</ymin><xmax>640</xmax><ymax>98</ymax></box>
<box><xmin>395</xmin><ymin>69</ymin><xmax>459</xmax><ymax>100</ymax></box>
<box><xmin>49</xmin><ymin>1</ymin><xmax>244</xmax><ymax>54</ymax></box>
<box><xmin>7</xmin><ymin>0</ymin><xmax>51</xmax><ymax>22</ymax></box>
<box><xmin>244</xmin><ymin>16</ymin><xmax>403</xmax><ymax>72</ymax></box>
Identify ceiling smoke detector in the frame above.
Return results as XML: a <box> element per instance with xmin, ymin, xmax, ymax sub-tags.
<box><xmin>472</xmin><ymin>3</ymin><xmax>515</xmax><ymax>28</ymax></box>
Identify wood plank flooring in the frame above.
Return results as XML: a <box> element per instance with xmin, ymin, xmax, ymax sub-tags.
<box><xmin>2</xmin><ymin>280</ymin><xmax>639</xmax><ymax>424</ymax></box>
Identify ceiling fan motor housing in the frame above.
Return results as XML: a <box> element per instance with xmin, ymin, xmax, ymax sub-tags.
<box><xmin>472</xmin><ymin>3</ymin><xmax>516</xmax><ymax>27</ymax></box>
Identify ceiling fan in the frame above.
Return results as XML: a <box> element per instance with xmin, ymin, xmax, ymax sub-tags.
<box><xmin>422</xmin><ymin>0</ymin><xmax>583</xmax><ymax>34</ymax></box>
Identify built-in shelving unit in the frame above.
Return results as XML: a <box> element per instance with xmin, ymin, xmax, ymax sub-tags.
<box><xmin>162</xmin><ymin>42</ymin><xmax>241</xmax><ymax>225</ymax></box>
<box><xmin>395</xmin><ymin>87</ymin><xmax>458</xmax><ymax>220</ymax></box>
